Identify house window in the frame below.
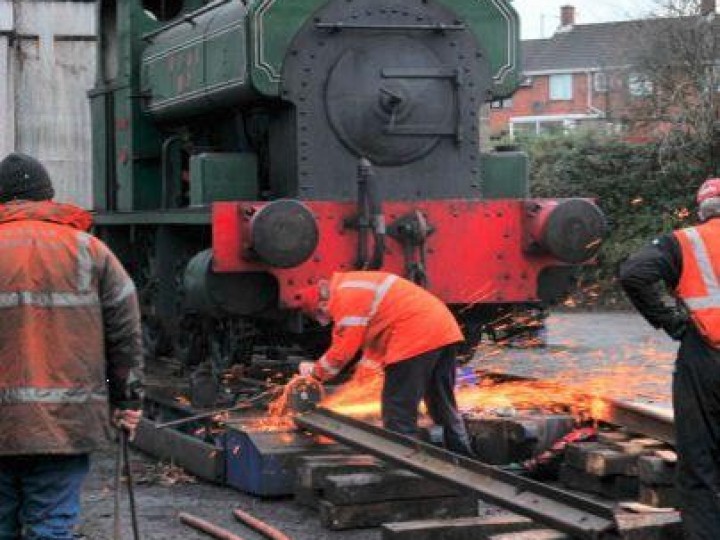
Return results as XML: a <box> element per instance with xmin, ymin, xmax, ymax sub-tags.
<box><xmin>549</xmin><ymin>74</ymin><xmax>573</xmax><ymax>100</ymax></box>
<box><xmin>594</xmin><ymin>72</ymin><xmax>608</xmax><ymax>93</ymax></box>
<box><xmin>628</xmin><ymin>74</ymin><xmax>653</xmax><ymax>97</ymax></box>
<box><xmin>490</xmin><ymin>98</ymin><xmax>513</xmax><ymax>109</ymax></box>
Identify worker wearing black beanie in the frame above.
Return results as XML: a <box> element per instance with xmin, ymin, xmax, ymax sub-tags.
<box><xmin>0</xmin><ymin>152</ymin><xmax>143</xmax><ymax>540</ymax></box>
<box><xmin>0</xmin><ymin>152</ymin><xmax>55</xmax><ymax>203</ymax></box>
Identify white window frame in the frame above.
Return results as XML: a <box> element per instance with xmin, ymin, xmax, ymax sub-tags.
<box><xmin>549</xmin><ymin>73</ymin><xmax>573</xmax><ymax>100</ymax></box>
<box><xmin>628</xmin><ymin>73</ymin><xmax>653</xmax><ymax>97</ymax></box>
<box><xmin>490</xmin><ymin>98</ymin><xmax>513</xmax><ymax>109</ymax></box>
<box><xmin>593</xmin><ymin>72</ymin><xmax>608</xmax><ymax>93</ymax></box>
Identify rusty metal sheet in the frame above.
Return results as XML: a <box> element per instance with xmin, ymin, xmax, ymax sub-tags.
<box><xmin>5</xmin><ymin>1</ymin><xmax>96</xmax><ymax>207</ymax></box>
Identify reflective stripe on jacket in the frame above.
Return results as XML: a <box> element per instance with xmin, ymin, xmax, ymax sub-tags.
<box><xmin>313</xmin><ymin>271</ymin><xmax>463</xmax><ymax>381</ymax></box>
<box><xmin>675</xmin><ymin>220</ymin><xmax>720</xmax><ymax>347</ymax></box>
<box><xmin>0</xmin><ymin>201</ymin><xmax>143</xmax><ymax>456</ymax></box>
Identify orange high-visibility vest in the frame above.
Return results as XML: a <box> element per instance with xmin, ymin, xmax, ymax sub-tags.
<box><xmin>0</xmin><ymin>201</ymin><xmax>141</xmax><ymax>455</ymax></box>
<box><xmin>675</xmin><ymin>219</ymin><xmax>720</xmax><ymax>347</ymax></box>
<box><xmin>313</xmin><ymin>271</ymin><xmax>463</xmax><ymax>381</ymax></box>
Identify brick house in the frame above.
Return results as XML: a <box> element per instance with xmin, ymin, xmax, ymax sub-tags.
<box><xmin>489</xmin><ymin>2</ymin><xmax>719</xmax><ymax>139</ymax></box>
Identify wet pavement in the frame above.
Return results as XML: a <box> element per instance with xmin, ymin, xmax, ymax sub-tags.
<box><xmin>480</xmin><ymin>311</ymin><xmax>676</xmax><ymax>406</ymax></box>
<box><xmin>79</xmin><ymin>311</ymin><xmax>678</xmax><ymax>539</ymax></box>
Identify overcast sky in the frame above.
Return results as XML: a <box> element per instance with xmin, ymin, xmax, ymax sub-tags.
<box><xmin>512</xmin><ymin>0</ymin><xmax>658</xmax><ymax>39</ymax></box>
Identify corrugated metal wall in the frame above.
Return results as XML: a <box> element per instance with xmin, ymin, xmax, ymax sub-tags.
<box><xmin>0</xmin><ymin>1</ymin><xmax>96</xmax><ymax>208</ymax></box>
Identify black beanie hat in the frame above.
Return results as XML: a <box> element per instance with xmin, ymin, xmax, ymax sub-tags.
<box><xmin>0</xmin><ymin>153</ymin><xmax>55</xmax><ymax>203</ymax></box>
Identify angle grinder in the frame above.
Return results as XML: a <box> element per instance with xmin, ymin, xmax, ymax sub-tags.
<box><xmin>281</xmin><ymin>375</ymin><xmax>325</xmax><ymax>414</ymax></box>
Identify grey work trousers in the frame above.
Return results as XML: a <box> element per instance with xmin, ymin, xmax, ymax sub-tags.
<box><xmin>382</xmin><ymin>344</ymin><xmax>473</xmax><ymax>457</ymax></box>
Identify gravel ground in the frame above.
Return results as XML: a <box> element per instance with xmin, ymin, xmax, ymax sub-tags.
<box><xmin>79</xmin><ymin>311</ymin><xmax>678</xmax><ymax>539</ymax></box>
<box><xmin>80</xmin><ymin>445</ymin><xmax>382</xmax><ymax>540</ymax></box>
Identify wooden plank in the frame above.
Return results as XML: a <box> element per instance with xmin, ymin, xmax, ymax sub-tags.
<box><xmin>610</xmin><ymin>439</ymin><xmax>668</xmax><ymax>456</ymax></box>
<box><xmin>132</xmin><ymin>418</ymin><xmax>224</xmax><ymax>483</ymax></box>
<box><xmin>637</xmin><ymin>456</ymin><xmax>675</xmax><ymax>486</ymax></box>
<box><xmin>565</xmin><ymin>442</ymin><xmax>638</xmax><ymax>476</ymax></box>
<box><xmin>559</xmin><ymin>464</ymin><xmax>638</xmax><ymax>500</ymax></box>
<box><xmin>639</xmin><ymin>485</ymin><xmax>680</xmax><ymax>509</ymax></box>
<box><xmin>615</xmin><ymin>510</ymin><xmax>683</xmax><ymax>540</ymax></box>
<box><xmin>596</xmin><ymin>430</ymin><xmax>632</xmax><ymax>445</ymax></box>
<box><xmin>294</xmin><ymin>454</ymin><xmax>386</xmax><ymax>508</ymax></box>
<box><xmin>381</xmin><ymin>514</ymin><xmax>540</xmax><ymax>540</ymax></box>
<box><xmin>323</xmin><ymin>470</ymin><xmax>460</xmax><ymax>505</ymax></box>
<box><xmin>296</xmin><ymin>454</ymin><xmax>383</xmax><ymax>489</ymax></box>
<box><xmin>319</xmin><ymin>496</ymin><xmax>478</xmax><ymax>530</ymax></box>
<box><xmin>489</xmin><ymin>530</ymin><xmax>569</xmax><ymax>540</ymax></box>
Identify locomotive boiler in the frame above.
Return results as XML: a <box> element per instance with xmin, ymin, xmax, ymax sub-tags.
<box><xmin>90</xmin><ymin>0</ymin><xmax>606</xmax><ymax>381</ymax></box>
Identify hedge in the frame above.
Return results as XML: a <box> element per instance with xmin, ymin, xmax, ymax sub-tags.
<box><xmin>520</xmin><ymin>131</ymin><xmax>713</xmax><ymax>306</ymax></box>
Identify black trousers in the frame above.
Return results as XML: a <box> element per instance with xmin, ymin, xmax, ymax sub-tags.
<box><xmin>382</xmin><ymin>344</ymin><xmax>473</xmax><ymax>456</ymax></box>
<box><xmin>674</xmin><ymin>327</ymin><xmax>720</xmax><ymax>539</ymax></box>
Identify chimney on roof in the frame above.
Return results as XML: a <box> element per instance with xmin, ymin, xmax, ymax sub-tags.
<box><xmin>701</xmin><ymin>0</ymin><xmax>716</xmax><ymax>15</ymax></box>
<box><xmin>560</xmin><ymin>5</ymin><xmax>576</xmax><ymax>27</ymax></box>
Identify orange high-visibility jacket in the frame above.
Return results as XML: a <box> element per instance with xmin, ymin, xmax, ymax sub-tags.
<box><xmin>312</xmin><ymin>271</ymin><xmax>464</xmax><ymax>381</ymax></box>
<box><xmin>0</xmin><ymin>201</ymin><xmax>142</xmax><ymax>456</ymax></box>
<box><xmin>675</xmin><ymin>219</ymin><xmax>720</xmax><ymax>347</ymax></box>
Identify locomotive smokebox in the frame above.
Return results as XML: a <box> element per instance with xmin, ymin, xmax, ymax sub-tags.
<box><xmin>525</xmin><ymin>199</ymin><xmax>607</xmax><ymax>264</ymax></box>
<box><xmin>184</xmin><ymin>250</ymin><xmax>278</xmax><ymax>317</ymax></box>
<box><xmin>248</xmin><ymin>200</ymin><xmax>319</xmax><ymax>269</ymax></box>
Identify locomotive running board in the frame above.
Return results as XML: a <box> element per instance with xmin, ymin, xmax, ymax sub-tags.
<box><xmin>296</xmin><ymin>407</ymin><xmax>618</xmax><ymax>539</ymax></box>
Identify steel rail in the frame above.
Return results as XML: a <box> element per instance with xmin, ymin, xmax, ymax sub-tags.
<box><xmin>597</xmin><ymin>398</ymin><xmax>675</xmax><ymax>445</ymax></box>
<box><xmin>296</xmin><ymin>408</ymin><xmax>618</xmax><ymax>539</ymax></box>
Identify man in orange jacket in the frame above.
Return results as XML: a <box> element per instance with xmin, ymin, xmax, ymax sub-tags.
<box><xmin>620</xmin><ymin>178</ymin><xmax>720</xmax><ymax>539</ymax></box>
<box><xmin>297</xmin><ymin>271</ymin><xmax>474</xmax><ymax>456</ymax></box>
<box><xmin>0</xmin><ymin>153</ymin><xmax>143</xmax><ymax>539</ymax></box>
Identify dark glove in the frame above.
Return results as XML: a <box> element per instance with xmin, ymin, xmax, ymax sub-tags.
<box><xmin>663</xmin><ymin>313</ymin><xmax>688</xmax><ymax>341</ymax></box>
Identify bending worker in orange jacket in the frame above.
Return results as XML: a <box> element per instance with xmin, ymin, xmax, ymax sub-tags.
<box><xmin>298</xmin><ymin>271</ymin><xmax>474</xmax><ymax>456</ymax></box>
